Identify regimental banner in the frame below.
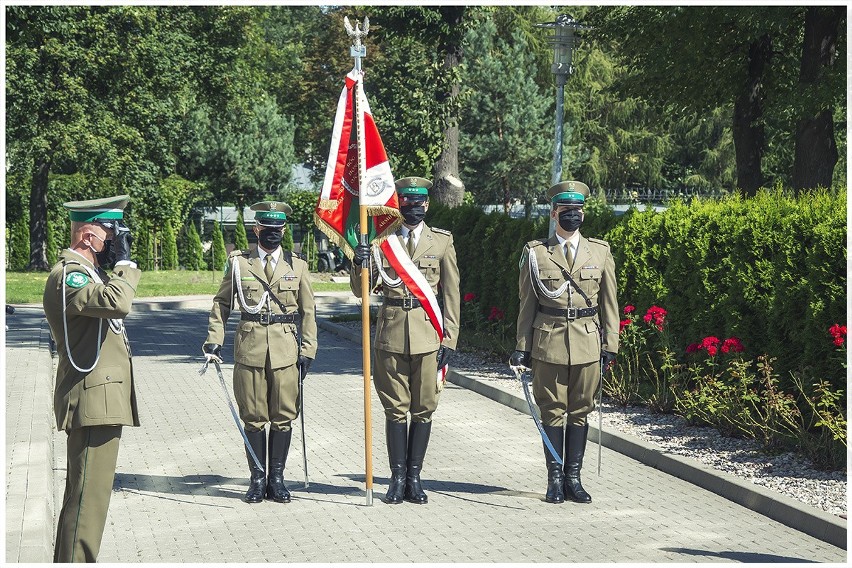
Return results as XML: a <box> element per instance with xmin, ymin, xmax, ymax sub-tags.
<box><xmin>315</xmin><ymin>70</ymin><xmax>402</xmax><ymax>257</ymax></box>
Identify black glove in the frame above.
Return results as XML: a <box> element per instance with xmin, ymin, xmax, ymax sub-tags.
<box><xmin>601</xmin><ymin>350</ymin><xmax>617</xmax><ymax>370</ymax></box>
<box><xmin>112</xmin><ymin>224</ymin><xmax>133</xmax><ymax>263</ymax></box>
<box><xmin>437</xmin><ymin>346</ymin><xmax>454</xmax><ymax>369</ymax></box>
<box><xmin>352</xmin><ymin>243</ymin><xmax>370</xmax><ymax>266</ymax></box>
<box><xmin>202</xmin><ymin>343</ymin><xmax>223</xmax><ymax>363</ymax></box>
<box><xmin>510</xmin><ymin>350</ymin><xmax>532</xmax><ymax>368</ymax></box>
<box><xmin>298</xmin><ymin>355</ymin><xmax>313</xmax><ymax>379</ymax></box>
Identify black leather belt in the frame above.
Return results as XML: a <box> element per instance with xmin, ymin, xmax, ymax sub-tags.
<box><xmin>384</xmin><ymin>297</ymin><xmax>422</xmax><ymax>310</ymax></box>
<box><xmin>241</xmin><ymin>312</ymin><xmax>299</xmax><ymax>325</ymax></box>
<box><xmin>539</xmin><ymin>305</ymin><xmax>598</xmax><ymax>320</ymax></box>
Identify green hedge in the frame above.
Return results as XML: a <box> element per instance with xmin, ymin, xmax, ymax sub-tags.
<box><xmin>427</xmin><ymin>186</ymin><xmax>847</xmax><ymax>388</ymax></box>
<box><xmin>609</xmin><ymin>187</ymin><xmax>846</xmax><ymax>387</ymax></box>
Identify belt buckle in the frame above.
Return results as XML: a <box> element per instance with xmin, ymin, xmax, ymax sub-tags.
<box><xmin>566</xmin><ymin>307</ymin><xmax>578</xmax><ymax>320</ymax></box>
<box><xmin>259</xmin><ymin>312</ymin><xmax>271</xmax><ymax>325</ymax></box>
<box><xmin>402</xmin><ymin>297</ymin><xmax>414</xmax><ymax>310</ymax></box>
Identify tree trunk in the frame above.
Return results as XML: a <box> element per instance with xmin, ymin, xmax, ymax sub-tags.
<box><xmin>27</xmin><ymin>157</ymin><xmax>51</xmax><ymax>271</ymax></box>
<box><xmin>431</xmin><ymin>7</ymin><xmax>466</xmax><ymax>208</ymax></box>
<box><xmin>792</xmin><ymin>6</ymin><xmax>842</xmax><ymax>191</ymax></box>
<box><xmin>732</xmin><ymin>34</ymin><xmax>771</xmax><ymax>196</ymax></box>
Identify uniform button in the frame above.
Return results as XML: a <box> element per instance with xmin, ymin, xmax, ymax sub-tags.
<box><xmin>106</xmin><ymin>376</ymin><xmax>111</xmax><ymax>381</ymax></box>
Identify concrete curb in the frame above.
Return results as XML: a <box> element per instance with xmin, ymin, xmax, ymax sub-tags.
<box><xmin>316</xmin><ymin>316</ymin><xmax>847</xmax><ymax>551</ymax></box>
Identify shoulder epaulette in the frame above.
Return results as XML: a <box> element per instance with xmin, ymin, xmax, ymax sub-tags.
<box><xmin>588</xmin><ymin>237</ymin><xmax>610</xmax><ymax>248</ymax></box>
<box><xmin>431</xmin><ymin>227</ymin><xmax>452</xmax><ymax>236</ymax></box>
<box><xmin>526</xmin><ymin>238</ymin><xmax>547</xmax><ymax>249</ymax></box>
<box><xmin>290</xmin><ymin>251</ymin><xmax>306</xmax><ymax>261</ymax></box>
<box><xmin>229</xmin><ymin>249</ymin><xmax>249</xmax><ymax>258</ymax></box>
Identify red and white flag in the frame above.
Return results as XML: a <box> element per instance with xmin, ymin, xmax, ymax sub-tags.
<box><xmin>314</xmin><ymin>70</ymin><xmax>401</xmax><ymax>256</ymax></box>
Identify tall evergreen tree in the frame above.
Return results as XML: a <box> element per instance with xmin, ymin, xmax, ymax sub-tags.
<box><xmin>211</xmin><ymin>220</ymin><xmax>226</xmax><ymax>271</ymax></box>
<box><xmin>234</xmin><ymin>210</ymin><xmax>249</xmax><ymax>250</ymax></box>
<box><xmin>161</xmin><ymin>220</ymin><xmax>178</xmax><ymax>270</ymax></box>
<box><xmin>459</xmin><ymin>16</ymin><xmax>552</xmax><ymax>212</ymax></box>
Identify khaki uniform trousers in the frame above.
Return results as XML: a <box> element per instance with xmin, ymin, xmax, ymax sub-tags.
<box><xmin>374</xmin><ymin>349</ymin><xmax>441</xmax><ymax>423</ymax></box>
<box><xmin>233</xmin><ymin>354</ymin><xmax>299</xmax><ymax>432</ymax></box>
<box><xmin>54</xmin><ymin>425</ymin><xmax>122</xmax><ymax>563</ymax></box>
<box><xmin>532</xmin><ymin>360</ymin><xmax>600</xmax><ymax>427</ymax></box>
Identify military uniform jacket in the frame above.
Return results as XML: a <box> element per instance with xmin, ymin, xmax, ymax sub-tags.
<box><xmin>351</xmin><ymin>224</ymin><xmax>461</xmax><ymax>355</ymax></box>
<box><xmin>205</xmin><ymin>248</ymin><xmax>318</xmax><ymax>368</ymax></box>
<box><xmin>43</xmin><ymin>251</ymin><xmax>142</xmax><ymax>432</ymax></box>
<box><xmin>516</xmin><ymin>233</ymin><xmax>619</xmax><ymax>366</ymax></box>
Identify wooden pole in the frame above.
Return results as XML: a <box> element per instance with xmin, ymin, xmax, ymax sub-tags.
<box><xmin>356</xmin><ymin>77</ymin><xmax>374</xmax><ymax>507</ymax></box>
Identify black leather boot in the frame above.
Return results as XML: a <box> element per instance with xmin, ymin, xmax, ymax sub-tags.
<box><xmin>385</xmin><ymin>420</ymin><xmax>408</xmax><ymax>504</ymax></box>
<box><xmin>244</xmin><ymin>429</ymin><xmax>267</xmax><ymax>503</ymax></box>
<box><xmin>266</xmin><ymin>429</ymin><xmax>292</xmax><ymax>503</ymax></box>
<box><xmin>564</xmin><ymin>423</ymin><xmax>592</xmax><ymax>503</ymax></box>
<box><xmin>542</xmin><ymin>425</ymin><xmax>565</xmax><ymax>504</ymax></box>
<box><xmin>404</xmin><ymin>421</ymin><xmax>432</xmax><ymax>504</ymax></box>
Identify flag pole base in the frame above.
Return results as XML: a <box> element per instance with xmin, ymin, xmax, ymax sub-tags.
<box><xmin>365</xmin><ymin>488</ymin><xmax>373</xmax><ymax>506</ymax></box>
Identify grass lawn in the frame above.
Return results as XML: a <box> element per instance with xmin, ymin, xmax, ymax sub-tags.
<box><xmin>5</xmin><ymin>270</ymin><xmax>350</xmax><ymax>304</ymax></box>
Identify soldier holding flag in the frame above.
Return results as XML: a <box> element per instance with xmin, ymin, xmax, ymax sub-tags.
<box><xmin>351</xmin><ymin>177</ymin><xmax>461</xmax><ymax>504</ymax></box>
<box><xmin>202</xmin><ymin>201</ymin><xmax>317</xmax><ymax>504</ymax></box>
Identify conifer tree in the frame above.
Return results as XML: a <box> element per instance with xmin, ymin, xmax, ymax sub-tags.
<box><xmin>234</xmin><ymin>210</ymin><xmax>249</xmax><ymax>250</ymax></box>
<box><xmin>161</xmin><ymin>220</ymin><xmax>178</xmax><ymax>269</ymax></box>
<box><xmin>211</xmin><ymin>220</ymin><xmax>226</xmax><ymax>271</ymax></box>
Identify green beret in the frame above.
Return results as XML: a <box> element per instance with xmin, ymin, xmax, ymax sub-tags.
<box><xmin>250</xmin><ymin>201</ymin><xmax>292</xmax><ymax>227</ymax></box>
<box><xmin>548</xmin><ymin>181</ymin><xmax>589</xmax><ymax>205</ymax></box>
<box><xmin>395</xmin><ymin>177</ymin><xmax>432</xmax><ymax>197</ymax></box>
<box><xmin>64</xmin><ymin>195</ymin><xmax>130</xmax><ymax>222</ymax></box>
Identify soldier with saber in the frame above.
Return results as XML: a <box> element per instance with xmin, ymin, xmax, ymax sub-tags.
<box><xmin>202</xmin><ymin>200</ymin><xmax>317</xmax><ymax>504</ymax></box>
<box><xmin>511</xmin><ymin>181</ymin><xmax>619</xmax><ymax>504</ymax></box>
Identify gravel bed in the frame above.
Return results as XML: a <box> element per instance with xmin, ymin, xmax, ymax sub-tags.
<box><xmin>331</xmin><ymin>320</ymin><xmax>847</xmax><ymax>517</ymax></box>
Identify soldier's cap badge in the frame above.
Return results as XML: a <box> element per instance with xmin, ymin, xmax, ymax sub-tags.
<box><xmin>250</xmin><ymin>201</ymin><xmax>292</xmax><ymax>227</ymax></box>
<box><xmin>395</xmin><ymin>176</ymin><xmax>432</xmax><ymax>197</ymax></box>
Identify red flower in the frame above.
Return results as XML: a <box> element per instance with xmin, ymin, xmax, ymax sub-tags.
<box><xmin>643</xmin><ymin>305</ymin><xmax>667</xmax><ymax>331</ymax></box>
<box><xmin>722</xmin><ymin>337</ymin><xmax>745</xmax><ymax>354</ymax></box>
<box><xmin>700</xmin><ymin>336</ymin><xmax>721</xmax><ymax>349</ymax></box>
<box><xmin>685</xmin><ymin>343</ymin><xmax>700</xmax><ymax>354</ymax></box>
<box><xmin>623</xmin><ymin>305</ymin><xmax>635</xmax><ymax>314</ymax></box>
<box><xmin>829</xmin><ymin>324</ymin><xmax>846</xmax><ymax>347</ymax></box>
<box><xmin>619</xmin><ymin>319</ymin><xmax>632</xmax><ymax>333</ymax></box>
<box><xmin>488</xmin><ymin>306</ymin><xmax>505</xmax><ymax>321</ymax></box>
<box><xmin>706</xmin><ymin>345</ymin><xmax>718</xmax><ymax>357</ymax></box>
<box><xmin>463</xmin><ymin>292</ymin><xmax>477</xmax><ymax>303</ymax></box>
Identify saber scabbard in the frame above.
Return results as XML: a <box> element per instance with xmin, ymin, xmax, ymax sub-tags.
<box><xmin>299</xmin><ymin>365</ymin><xmax>309</xmax><ymax>488</ymax></box>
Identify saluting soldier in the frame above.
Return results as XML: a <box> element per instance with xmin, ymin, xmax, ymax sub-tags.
<box><xmin>511</xmin><ymin>181</ymin><xmax>619</xmax><ymax>504</ymax></box>
<box><xmin>202</xmin><ymin>201</ymin><xmax>317</xmax><ymax>504</ymax></box>
<box><xmin>351</xmin><ymin>176</ymin><xmax>461</xmax><ymax>505</ymax></box>
<box><xmin>43</xmin><ymin>195</ymin><xmax>139</xmax><ymax>562</ymax></box>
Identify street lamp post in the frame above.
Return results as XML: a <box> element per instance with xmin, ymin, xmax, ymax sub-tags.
<box><xmin>536</xmin><ymin>14</ymin><xmax>589</xmax><ymax>234</ymax></box>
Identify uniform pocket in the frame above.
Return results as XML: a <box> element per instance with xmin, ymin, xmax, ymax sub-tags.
<box><xmin>580</xmin><ymin>268</ymin><xmax>602</xmax><ymax>281</ymax></box>
<box><xmin>83</xmin><ymin>366</ymin><xmax>127</xmax><ymax>419</ymax></box>
<box><xmin>242</xmin><ymin>283</ymin><xmax>260</xmax><ymax>301</ymax></box>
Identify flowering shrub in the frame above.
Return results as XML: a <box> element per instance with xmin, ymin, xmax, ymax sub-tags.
<box><xmin>608</xmin><ymin>304</ymin><xmax>846</xmax><ymax>468</ymax></box>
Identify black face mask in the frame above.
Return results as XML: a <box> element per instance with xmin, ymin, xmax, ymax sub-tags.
<box><xmin>91</xmin><ymin>236</ymin><xmax>115</xmax><ymax>268</ymax></box>
<box><xmin>401</xmin><ymin>205</ymin><xmax>426</xmax><ymax>226</ymax></box>
<box><xmin>558</xmin><ymin>209</ymin><xmax>583</xmax><ymax>232</ymax></box>
<box><xmin>259</xmin><ymin>228</ymin><xmax>284</xmax><ymax>250</ymax></box>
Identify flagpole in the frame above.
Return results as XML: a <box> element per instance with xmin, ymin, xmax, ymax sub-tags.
<box><xmin>347</xmin><ymin>16</ymin><xmax>374</xmax><ymax>507</ymax></box>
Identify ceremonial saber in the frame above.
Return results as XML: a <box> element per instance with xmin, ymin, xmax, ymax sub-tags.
<box><xmin>511</xmin><ymin>365</ymin><xmax>563</xmax><ymax>465</ymax></box>
<box><xmin>199</xmin><ymin>360</ymin><xmax>264</xmax><ymax>472</ymax></box>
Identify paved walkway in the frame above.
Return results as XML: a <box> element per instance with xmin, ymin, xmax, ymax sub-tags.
<box><xmin>5</xmin><ymin>296</ymin><xmax>847</xmax><ymax>563</ymax></box>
